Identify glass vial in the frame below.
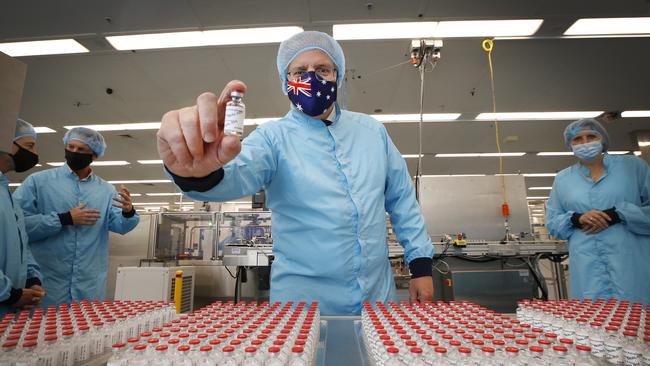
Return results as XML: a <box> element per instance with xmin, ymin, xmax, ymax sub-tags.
<box><xmin>224</xmin><ymin>91</ymin><xmax>245</xmax><ymax>137</ymax></box>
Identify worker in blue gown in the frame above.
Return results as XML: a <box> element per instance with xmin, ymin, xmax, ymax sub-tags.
<box><xmin>0</xmin><ymin>119</ymin><xmax>45</xmax><ymax>314</ymax></box>
<box><xmin>546</xmin><ymin>119</ymin><xmax>650</xmax><ymax>304</ymax></box>
<box><xmin>156</xmin><ymin>31</ymin><xmax>435</xmax><ymax>315</ymax></box>
<box><xmin>13</xmin><ymin>127</ymin><xmax>140</xmax><ymax>307</ymax></box>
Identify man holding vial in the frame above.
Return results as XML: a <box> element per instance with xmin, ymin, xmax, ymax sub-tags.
<box><xmin>157</xmin><ymin>31</ymin><xmax>434</xmax><ymax>315</ymax></box>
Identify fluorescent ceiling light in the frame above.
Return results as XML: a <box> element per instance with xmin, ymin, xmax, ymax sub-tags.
<box><xmin>371</xmin><ymin>114</ymin><xmax>461</xmax><ymax>122</ymax></box>
<box><xmin>137</xmin><ymin>160</ymin><xmax>163</xmax><ymax>165</ymax></box>
<box><xmin>435</xmin><ymin>19</ymin><xmax>543</xmax><ymax>38</ymax></box>
<box><xmin>34</xmin><ymin>127</ymin><xmax>57</xmax><ymax>133</ymax></box>
<box><xmin>245</xmin><ymin>118</ymin><xmax>277</xmax><ymax>126</ymax></box>
<box><xmin>333</xmin><ymin>19</ymin><xmax>543</xmax><ymax>40</ymax></box>
<box><xmin>537</xmin><ymin>152</ymin><xmax>573</xmax><ymax>156</ymax></box>
<box><xmin>402</xmin><ymin>154</ymin><xmax>423</xmax><ymax>158</ymax></box>
<box><xmin>146</xmin><ymin>193</ymin><xmax>183</xmax><ymax>197</ymax></box>
<box><xmin>523</xmin><ymin>173</ymin><xmax>557</xmax><ymax>177</ymax></box>
<box><xmin>564</xmin><ymin>17</ymin><xmax>650</xmax><ymax>36</ymax></box>
<box><xmin>106</xmin><ymin>26</ymin><xmax>303</xmax><ymax>51</ymax></box>
<box><xmin>476</xmin><ymin>111</ymin><xmax>603</xmax><ymax>121</ymax></box>
<box><xmin>130</xmin><ymin>193</ymin><xmax>142</xmax><ymax>197</ymax></box>
<box><xmin>528</xmin><ymin>187</ymin><xmax>553</xmax><ymax>190</ymax></box>
<box><xmin>108</xmin><ymin>179</ymin><xmax>172</xmax><ymax>184</ymax></box>
<box><xmin>333</xmin><ymin>22</ymin><xmax>437</xmax><ymax>40</ymax></box>
<box><xmin>134</xmin><ymin>202</ymin><xmax>173</xmax><ymax>206</ymax></box>
<box><xmin>0</xmin><ymin>39</ymin><xmax>88</xmax><ymax>57</ymax></box>
<box><xmin>435</xmin><ymin>153</ymin><xmax>525</xmax><ymax>157</ymax></box>
<box><xmin>8</xmin><ymin>183</ymin><xmax>20</xmax><ymax>187</ymax></box>
<box><xmin>622</xmin><ymin>110</ymin><xmax>650</xmax><ymax>118</ymax></box>
<box><xmin>634</xmin><ymin>151</ymin><xmax>642</xmax><ymax>156</ymax></box>
<box><xmin>526</xmin><ymin>196</ymin><xmax>549</xmax><ymax>200</ymax></box>
<box><xmin>64</xmin><ymin>122</ymin><xmax>161</xmax><ymax>131</ymax></box>
<box><xmin>638</xmin><ymin>142</ymin><xmax>650</xmax><ymax>147</ymax></box>
<box><xmin>419</xmin><ymin>174</ymin><xmax>487</xmax><ymax>177</ymax></box>
<box><xmin>607</xmin><ymin>151</ymin><xmax>630</xmax><ymax>155</ymax></box>
<box><xmin>47</xmin><ymin>161</ymin><xmax>130</xmax><ymax>167</ymax></box>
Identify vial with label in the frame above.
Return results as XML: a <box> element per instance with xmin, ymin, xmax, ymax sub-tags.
<box><xmin>224</xmin><ymin>91</ymin><xmax>245</xmax><ymax>138</ymax></box>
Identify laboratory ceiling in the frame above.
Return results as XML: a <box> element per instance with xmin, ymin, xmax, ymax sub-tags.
<box><xmin>2</xmin><ymin>0</ymin><xmax>649</xmax><ymax>204</ymax></box>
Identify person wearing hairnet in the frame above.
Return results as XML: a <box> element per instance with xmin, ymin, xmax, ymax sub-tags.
<box><xmin>546</xmin><ymin>119</ymin><xmax>650</xmax><ymax>303</ymax></box>
<box><xmin>157</xmin><ymin>31</ymin><xmax>434</xmax><ymax>315</ymax></box>
<box><xmin>13</xmin><ymin>127</ymin><xmax>139</xmax><ymax>307</ymax></box>
<box><xmin>0</xmin><ymin>119</ymin><xmax>45</xmax><ymax>314</ymax></box>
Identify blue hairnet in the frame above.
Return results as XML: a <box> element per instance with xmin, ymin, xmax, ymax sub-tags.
<box><xmin>277</xmin><ymin>31</ymin><xmax>346</xmax><ymax>95</ymax></box>
<box><xmin>563</xmin><ymin>118</ymin><xmax>610</xmax><ymax>151</ymax></box>
<box><xmin>13</xmin><ymin>118</ymin><xmax>37</xmax><ymax>142</ymax></box>
<box><xmin>63</xmin><ymin>127</ymin><xmax>107</xmax><ymax>157</ymax></box>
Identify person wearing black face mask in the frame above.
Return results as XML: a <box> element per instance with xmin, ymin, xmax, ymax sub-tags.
<box><xmin>13</xmin><ymin>127</ymin><xmax>140</xmax><ymax>307</ymax></box>
<box><xmin>0</xmin><ymin>119</ymin><xmax>46</xmax><ymax>314</ymax></box>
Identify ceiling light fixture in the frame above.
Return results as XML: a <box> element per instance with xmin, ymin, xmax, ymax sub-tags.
<box><xmin>146</xmin><ymin>193</ymin><xmax>183</xmax><ymax>197</ymax></box>
<box><xmin>476</xmin><ymin>111</ymin><xmax>603</xmax><ymax>121</ymax></box>
<box><xmin>108</xmin><ymin>179</ymin><xmax>172</xmax><ymax>184</ymax></box>
<box><xmin>435</xmin><ymin>153</ymin><xmax>526</xmax><ymax>157</ymax></box>
<box><xmin>434</xmin><ymin>19</ymin><xmax>543</xmax><ymax>38</ymax></box>
<box><xmin>537</xmin><ymin>152</ymin><xmax>573</xmax><ymax>156</ymax></box>
<box><xmin>622</xmin><ymin>111</ymin><xmax>650</xmax><ymax>118</ymax></box>
<box><xmin>106</xmin><ymin>26</ymin><xmax>303</xmax><ymax>50</ymax></box>
<box><xmin>564</xmin><ymin>17</ymin><xmax>650</xmax><ymax>36</ymax></box>
<box><xmin>137</xmin><ymin>160</ymin><xmax>163</xmax><ymax>165</ymax></box>
<box><xmin>33</xmin><ymin>127</ymin><xmax>57</xmax><ymax>133</ymax></box>
<box><xmin>333</xmin><ymin>19</ymin><xmax>543</xmax><ymax>40</ymax></box>
<box><xmin>0</xmin><ymin>39</ymin><xmax>89</xmax><ymax>57</ymax></box>
<box><xmin>63</xmin><ymin>122</ymin><xmax>161</xmax><ymax>131</ymax></box>
<box><xmin>371</xmin><ymin>114</ymin><xmax>461</xmax><ymax>122</ymax></box>
<box><xmin>47</xmin><ymin>161</ymin><xmax>130</xmax><ymax>167</ymax></box>
<box><xmin>522</xmin><ymin>173</ymin><xmax>557</xmax><ymax>177</ymax></box>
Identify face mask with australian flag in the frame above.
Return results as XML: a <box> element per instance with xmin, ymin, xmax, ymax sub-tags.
<box><xmin>287</xmin><ymin>71</ymin><xmax>337</xmax><ymax>117</ymax></box>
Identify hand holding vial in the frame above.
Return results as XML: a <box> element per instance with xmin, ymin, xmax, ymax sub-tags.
<box><xmin>157</xmin><ymin>80</ymin><xmax>247</xmax><ymax>178</ymax></box>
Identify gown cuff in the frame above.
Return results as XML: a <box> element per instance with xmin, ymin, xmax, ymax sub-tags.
<box><xmin>165</xmin><ymin>166</ymin><xmax>224</xmax><ymax>192</ymax></box>
<box><xmin>58</xmin><ymin>212</ymin><xmax>73</xmax><ymax>226</ymax></box>
<box><xmin>571</xmin><ymin>212</ymin><xmax>583</xmax><ymax>228</ymax></box>
<box><xmin>122</xmin><ymin>208</ymin><xmax>136</xmax><ymax>218</ymax></box>
<box><xmin>1</xmin><ymin>288</ymin><xmax>22</xmax><ymax>305</ymax></box>
<box><xmin>409</xmin><ymin>257</ymin><xmax>433</xmax><ymax>278</ymax></box>
<box><xmin>25</xmin><ymin>277</ymin><xmax>42</xmax><ymax>288</ymax></box>
<box><xmin>603</xmin><ymin>207</ymin><xmax>621</xmax><ymax>225</ymax></box>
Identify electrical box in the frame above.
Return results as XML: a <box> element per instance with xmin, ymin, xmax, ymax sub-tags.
<box><xmin>114</xmin><ymin>266</ymin><xmax>195</xmax><ymax>313</ymax></box>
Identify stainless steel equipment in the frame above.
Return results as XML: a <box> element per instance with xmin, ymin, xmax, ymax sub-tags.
<box><xmin>219</xmin><ymin>211</ymin><xmax>272</xmax><ymax>264</ymax></box>
<box><xmin>419</xmin><ymin>175</ymin><xmax>531</xmax><ymax>241</ymax></box>
<box><xmin>114</xmin><ymin>266</ymin><xmax>195</xmax><ymax>313</ymax></box>
<box><xmin>153</xmin><ymin>212</ymin><xmax>219</xmax><ymax>261</ymax></box>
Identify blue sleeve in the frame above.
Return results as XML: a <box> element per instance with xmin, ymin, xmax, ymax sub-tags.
<box><xmin>615</xmin><ymin>158</ymin><xmax>650</xmax><ymax>236</ymax></box>
<box><xmin>12</xmin><ymin>176</ymin><xmax>63</xmax><ymax>242</ymax></box>
<box><xmin>172</xmin><ymin>128</ymin><xmax>277</xmax><ymax>202</ymax></box>
<box><xmin>0</xmin><ymin>269</ymin><xmax>15</xmax><ymax>302</ymax></box>
<box><xmin>25</xmin><ymin>244</ymin><xmax>41</xmax><ymax>281</ymax></box>
<box><xmin>107</xmin><ymin>185</ymin><xmax>140</xmax><ymax>235</ymax></box>
<box><xmin>381</xmin><ymin>126</ymin><xmax>434</xmax><ymax>264</ymax></box>
<box><xmin>545</xmin><ymin>177</ymin><xmax>576</xmax><ymax>240</ymax></box>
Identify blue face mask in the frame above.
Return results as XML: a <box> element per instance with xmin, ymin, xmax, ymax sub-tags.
<box><xmin>287</xmin><ymin>71</ymin><xmax>337</xmax><ymax>117</ymax></box>
<box><xmin>572</xmin><ymin>140</ymin><xmax>603</xmax><ymax>162</ymax></box>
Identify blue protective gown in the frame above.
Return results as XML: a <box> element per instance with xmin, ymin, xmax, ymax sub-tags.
<box><xmin>13</xmin><ymin>165</ymin><xmax>139</xmax><ymax>307</ymax></box>
<box><xmin>546</xmin><ymin>154</ymin><xmax>650</xmax><ymax>304</ymax></box>
<box><xmin>177</xmin><ymin>106</ymin><xmax>434</xmax><ymax>315</ymax></box>
<box><xmin>0</xmin><ymin>172</ymin><xmax>41</xmax><ymax>315</ymax></box>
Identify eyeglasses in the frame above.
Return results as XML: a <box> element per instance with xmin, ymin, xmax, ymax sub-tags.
<box><xmin>287</xmin><ymin>66</ymin><xmax>337</xmax><ymax>80</ymax></box>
